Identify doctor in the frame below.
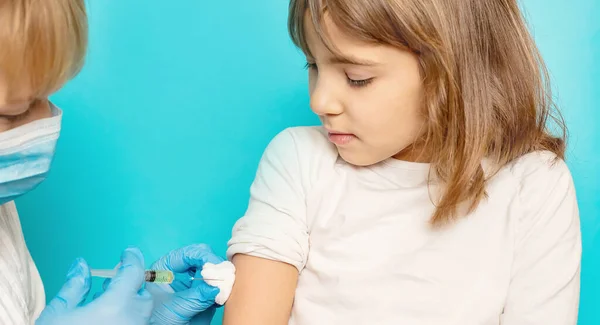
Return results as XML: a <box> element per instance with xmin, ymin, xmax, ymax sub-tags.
<box><xmin>0</xmin><ymin>1</ymin><xmax>221</xmax><ymax>324</ymax></box>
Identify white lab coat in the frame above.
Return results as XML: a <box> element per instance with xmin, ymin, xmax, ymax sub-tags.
<box><xmin>0</xmin><ymin>202</ymin><xmax>46</xmax><ymax>324</ymax></box>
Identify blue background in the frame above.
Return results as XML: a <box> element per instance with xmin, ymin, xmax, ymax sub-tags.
<box><xmin>17</xmin><ymin>1</ymin><xmax>599</xmax><ymax>324</ymax></box>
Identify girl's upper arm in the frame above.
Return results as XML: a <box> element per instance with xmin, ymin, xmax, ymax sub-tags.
<box><xmin>223</xmin><ymin>128</ymin><xmax>321</xmax><ymax>324</ymax></box>
<box><xmin>223</xmin><ymin>254</ymin><xmax>299</xmax><ymax>325</ymax></box>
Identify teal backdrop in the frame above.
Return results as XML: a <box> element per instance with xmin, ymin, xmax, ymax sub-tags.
<box><xmin>16</xmin><ymin>1</ymin><xmax>599</xmax><ymax>324</ymax></box>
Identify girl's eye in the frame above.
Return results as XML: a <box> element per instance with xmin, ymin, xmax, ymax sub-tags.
<box><xmin>304</xmin><ymin>62</ymin><xmax>317</xmax><ymax>70</ymax></box>
<box><xmin>347</xmin><ymin>77</ymin><xmax>373</xmax><ymax>88</ymax></box>
<box><xmin>304</xmin><ymin>61</ymin><xmax>372</xmax><ymax>88</ymax></box>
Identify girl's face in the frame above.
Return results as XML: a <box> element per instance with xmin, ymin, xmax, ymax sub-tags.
<box><xmin>304</xmin><ymin>13</ymin><xmax>426</xmax><ymax>166</ymax></box>
<box><xmin>0</xmin><ymin>71</ymin><xmax>51</xmax><ymax>132</ymax></box>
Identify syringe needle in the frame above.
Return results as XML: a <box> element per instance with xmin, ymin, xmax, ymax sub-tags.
<box><xmin>190</xmin><ymin>277</ymin><xmax>224</xmax><ymax>282</ymax></box>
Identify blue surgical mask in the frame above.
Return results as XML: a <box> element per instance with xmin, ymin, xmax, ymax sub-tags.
<box><xmin>0</xmin><ymin>103</ymin><xmax>62</xmax><ymax>205</ymax></box>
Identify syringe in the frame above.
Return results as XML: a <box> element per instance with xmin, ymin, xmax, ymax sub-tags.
<box><xmin>91</xmin><ymin>269</ymin><xmax>220</xmax><ymax>284</ymax></box>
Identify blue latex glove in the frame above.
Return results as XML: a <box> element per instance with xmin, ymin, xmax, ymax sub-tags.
<box><xmin>36</xmin><ymin>247</ymin><xmax>154</xmax><ymax>325</ymax></box>
<box><xmin>146</xmin><ymin>244</ymin><xmax>225</xmax><ymax>325</ymax></box>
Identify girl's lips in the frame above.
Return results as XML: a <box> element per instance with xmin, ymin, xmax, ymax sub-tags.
<box><xmin>327</xmin><ymin>132</ymin><xmax>356</xmax><ymax>145</ymax></box>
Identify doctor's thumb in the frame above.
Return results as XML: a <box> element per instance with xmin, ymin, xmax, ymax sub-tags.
<box><xmin>47</xmin><ymin>258</ymin><xmax>92</xmax><ymax>312</ymax></box>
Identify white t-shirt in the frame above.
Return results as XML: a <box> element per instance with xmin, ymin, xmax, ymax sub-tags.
<box><xmin>227</xmin><ymin>126</ymin><xmax>581</xmax><ymax>325</ymax></box>
<box><xmin>0</xmin><ymin>202</ymin><xmax>46</xmax><ymax>325</ymax></box>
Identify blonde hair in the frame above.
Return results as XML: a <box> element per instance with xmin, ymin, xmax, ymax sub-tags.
<box><xmin>289</xmin><ymin>0</ymin><xmax>566</xmax><ymax>227</ymax></box>
<box><xmin>0</xmin><ymin>0</ymin><xmax>88</xmax><ymax>98</ymax></box>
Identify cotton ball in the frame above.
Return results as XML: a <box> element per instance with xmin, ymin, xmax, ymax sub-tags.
<box><xmin>201</xmin><ymin>261</ymin><xmax>236</xmax><ymax>305</ymax></box>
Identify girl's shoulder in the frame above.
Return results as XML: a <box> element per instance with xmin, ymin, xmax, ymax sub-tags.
<box><xmin>265</xmin><ymin>125</ymin><xmax>339</xmax><ymax>169</ymax></box>
<box><xmin>506</xmin><ymin>151</ymin><xmax>572</xmax><ymax>186</ymax></box>
<box><xmin>498</xmin><ymin>151</ymin><xmax>576</xmax><ymax>217</ymax></box>
<box><xmin>277</xmin><ymin>125</ymin><xmax>336</xmax><ymax>152</ymax></box>
<box><xmin>259</xmin><ymin>126</ymin><xmax>340</xmax><ymax>190</ymax></box>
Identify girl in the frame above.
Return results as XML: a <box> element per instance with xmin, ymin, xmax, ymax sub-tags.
<box><xmin>224</xmin><ymin>0</ymin><xmax>581</xmax><ymax>324</ymax></box>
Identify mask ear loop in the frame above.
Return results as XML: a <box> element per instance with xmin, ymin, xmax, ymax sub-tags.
<box><xmin>47</xmin><ymin>100</ymin><xmax>62</xmax><ymax>117</ymax></box>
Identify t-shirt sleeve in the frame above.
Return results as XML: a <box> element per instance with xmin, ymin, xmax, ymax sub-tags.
<box><xmin>226</xmin><ymin>128</ymin><xmax>310</xmax><ymax>272</ymax></box>
<box><xmin>501</xmin><ymin>153</ymin><xmax>581</xmax><ymax>324</ymax></box>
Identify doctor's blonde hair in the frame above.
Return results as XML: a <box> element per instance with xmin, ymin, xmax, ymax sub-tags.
<box><xmin>288</xmin><ymin>0</ymin><xmax>567</xmax><ymax>227</ymax></box>
<box><xmin>0</xmin><ymin>0</ymin><xmax>88</xmax><ymax>98</ymax></box>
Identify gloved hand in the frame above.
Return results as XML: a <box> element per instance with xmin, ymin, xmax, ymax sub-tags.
<box><xmin>146</xmin><ymin>244</ymin><xmax>225</xmax><ymax>325</ymax></box>
<box><xmin>35</xmin><ymin>247</ymin><xmax>154</xmax><ymax>325</ymax></box>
